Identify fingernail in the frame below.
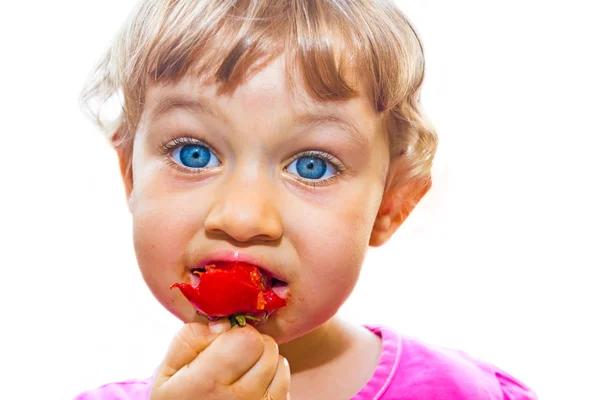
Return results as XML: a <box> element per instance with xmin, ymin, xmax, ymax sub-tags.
<box><xmin>209</xmin><ymin>319</ymin><xmax>228</xmax><ymax>334</ymax></box>
<box><xmin>287</xmin><ymin>393</ymin><xmax>291</xmax><ymax>400</ymax></box>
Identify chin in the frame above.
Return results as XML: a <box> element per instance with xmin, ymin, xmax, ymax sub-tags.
<box><xmin>256</xmin><ymin>312</ymin><xmax>328</xmax><ymax>345</ymax></box>
<box><xmin>255</xmin><ymin>324</ymin><xmax>296</xmax><ymax>344</ymax></box>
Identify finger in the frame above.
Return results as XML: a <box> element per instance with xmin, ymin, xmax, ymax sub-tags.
<box><xmin>266</xmin><ymin>355</ymin><xmax>291</xmax><ymax>400</ymax></box>
<box><xmin>234</xmin><ymin>334</ymin><xmax>279</xmax><ymax>396</ymax></box>
<box><xmin>154</xmin><ymin>320</ymin><xmax>231</xmax><ymax>387</ymax></box>
<box><xmin>187</xmin><ymin>325</ymin><xmax>265</xmax><ymax>385</ymax></box>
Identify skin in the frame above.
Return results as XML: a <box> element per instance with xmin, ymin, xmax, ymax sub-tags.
<box><xmin>116</xmin><ymin>56</ymin><xmax>429</xmax><ymax>399</ymax></box>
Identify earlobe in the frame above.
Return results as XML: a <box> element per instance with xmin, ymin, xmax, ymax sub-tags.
<box><xmin>369</xmin><ymin>176</ymin><xmax>431</xmax><ymax>247</ymax></box>
<box><xmin>373</xmin><ymin>215</ymin><xmax>392</xmax><ymax>234</ymax></box>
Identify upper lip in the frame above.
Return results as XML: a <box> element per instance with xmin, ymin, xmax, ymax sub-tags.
<box><xmin>191</xmin><ymin>250</ymin><xmax>287</xmax><ymax>283</ymax></box>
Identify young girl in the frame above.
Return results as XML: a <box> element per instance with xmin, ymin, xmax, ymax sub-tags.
<box><xmin>76</xmin><ymin>0</ymin><xmax>537</xmax><ymax>399</ymax></box>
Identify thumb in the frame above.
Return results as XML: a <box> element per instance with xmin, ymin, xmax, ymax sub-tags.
<box><xmin>154</xmin><ymin>320</ymin><xmax>231</xmax><ymax>386</ymax></box>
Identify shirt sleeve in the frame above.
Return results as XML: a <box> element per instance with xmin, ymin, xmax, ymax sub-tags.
<box><xmin>73</xmin><ymin>378</ymin><xmax>152</xmax><ymax>400</ymax></box>
<box><xmin>494</xmin><ymin>367</ymin><xmax>538</xmax><ymax>400</ymax></box>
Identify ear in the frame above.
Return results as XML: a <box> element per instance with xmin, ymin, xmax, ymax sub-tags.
<box><xmin>369</xmin><ymin>167</ymin><xmax>431</xmax><ymax>247</ymax></box>
<box><xmin>113</xmin><ymin>129</ymin><xmax>134</xmax><ymax>212</ymax></box>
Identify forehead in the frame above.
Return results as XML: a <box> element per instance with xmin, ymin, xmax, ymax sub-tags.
<box><xmin>143</xmin><ymin>56</ymin><xmax>383</xmax><ymax>142</ymax></box>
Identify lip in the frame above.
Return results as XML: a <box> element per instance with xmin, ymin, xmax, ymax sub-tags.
<box><xmin>191</xmin><ymin>250</ymin><xmax>287</xmax><ymax>283</ymax></box>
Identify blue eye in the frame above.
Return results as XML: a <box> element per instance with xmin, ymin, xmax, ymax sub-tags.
<box><xmin>172</xmin><ymin>144</ymin><xmax>219</xmax><ymax>169</ymax></box>
<box><xmin>286</xmin><ymin>155</ymin><xmax>337</xmax><ymax>181</ymax></box>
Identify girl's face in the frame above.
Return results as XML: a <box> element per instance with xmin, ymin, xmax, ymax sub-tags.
<box><xmin>126</xmin><ymin>57</ymin><xmax>391</xmax><ymax>343</ymax></box>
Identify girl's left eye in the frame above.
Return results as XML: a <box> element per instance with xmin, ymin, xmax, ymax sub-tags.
<box><xmin>171</xmin><ymin>143</ymin><xmax>220</xmax><ymax>169</ymax></box>
<box><xmin>285</xmin><ymin>154</ymin><xmax>338</xmax><ymax>181</ymax></box>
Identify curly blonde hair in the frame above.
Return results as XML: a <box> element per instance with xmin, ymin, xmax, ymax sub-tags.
<box><xmin>81</xmin><ymin>0</ymin><xmax>437</xmax><ymax>186</ymax></box>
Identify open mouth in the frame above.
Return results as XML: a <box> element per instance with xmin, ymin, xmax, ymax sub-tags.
<box><xmin>190</xmin><ymin>264</ymin><xmax>287</xmax><ymax>290</ymax></box>
<box><xmin>173</xmin><ymin>260</ymin><xmax>290</xmax><ymax>326</ymax></box>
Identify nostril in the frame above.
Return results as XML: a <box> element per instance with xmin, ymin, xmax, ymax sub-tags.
<box><xmin>203</xmin><ymin>201</ymin><xmax>284</xmax><ymax>243</ymax></box>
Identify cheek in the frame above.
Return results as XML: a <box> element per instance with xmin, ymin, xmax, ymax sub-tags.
<box><xmin>132</xmin><ymin>198</ymin><xmax>205</xmax><ymax>267</ymax></box>
<box><xmin>292</xmin><ymin>184</ymin><xmax>382</xmax><ymax>310</ymax></box>
<box><xmin>129</xmin><ymin>161</ymin><xmax>206</xmax><ymax>310</ymax></box>
<box><xmin>130</xmin><ymin>147</ymin><xmax>202</xmax><ymax>263</ymax></box>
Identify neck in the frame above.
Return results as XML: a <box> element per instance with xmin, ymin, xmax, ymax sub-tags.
<box><xmin>278</xmin><ymin>317</ymin><xmax>383</xmax><ymax>400</ymax></box>
<box><xmin>278</xmin><ymin>316</ymin><xmax>360</xmax><ymax>374</ymax></box>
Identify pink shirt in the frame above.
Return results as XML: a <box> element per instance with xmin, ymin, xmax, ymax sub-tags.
<box><xmin>74</xmin><ymin>325</ymin><xmax>537</xmax><ymax>399</ymax></box>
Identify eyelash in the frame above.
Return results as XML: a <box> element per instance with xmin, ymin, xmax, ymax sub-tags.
<box><xmin>158</xmin><ymin>137</ymin><xmax>347</xmax><ymax>186</ymax></box>
<box><xmin>158</xmin><ymin>137</ymin><xmax>220</xmax><ymax>174</ymax></box>
<box><xmin>286</xmin><ymin>150</ymin><xmax>346</xmax><ymax>187</ymax></box>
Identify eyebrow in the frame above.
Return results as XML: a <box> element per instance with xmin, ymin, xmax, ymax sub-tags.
<box><xmin>150</xmin><ymin>96</ymin><xmax>228</xmax><ymax>124</ymax></box>
<box><xmin>149</xmin><ymin>95</ymin><xmax>370</xmax><ymax>148</ymax></box>
<box><xmin>292</xmin><ymin>112</ymin><xmax>370</xmax><ymax>148</ymax></box>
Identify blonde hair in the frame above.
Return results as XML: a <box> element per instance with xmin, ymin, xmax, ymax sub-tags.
<box><xmin>81</xmin><ymin>0</ymin><xmax>437</xmax><ymax>184</ymax></box>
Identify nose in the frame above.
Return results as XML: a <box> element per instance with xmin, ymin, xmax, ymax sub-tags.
<box><xmin>204</xmin><ymin>179</ymin><xmax>283</xmax><ymax>243</ymax></box>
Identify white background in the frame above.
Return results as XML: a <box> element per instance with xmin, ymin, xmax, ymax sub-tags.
<box><xmin>1</xmin><ymin>1</ymin><xmax>598</xmax><ymax>399</ymax></box>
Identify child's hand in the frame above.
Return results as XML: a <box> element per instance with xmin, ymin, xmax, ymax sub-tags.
<box><xmin>150</xmin><ymin>320</ymin><xmax>291</xmax><ymax>400</ymax></box>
